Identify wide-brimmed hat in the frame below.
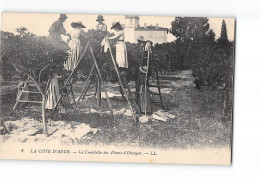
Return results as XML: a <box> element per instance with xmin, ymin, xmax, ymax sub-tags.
<box><xmin>71</xmin><ymin>21</ymin><xmax>86</xmax><ymax>28</ymax></box>
<box><xmin>139</xmin><ymin>66</ymin><xmax>148</xmax><ymax>73</ymax></box>
<box><xmin>59</xmin><ymin>14</ymin><xmax>68</xmax><ymax>19</ymax></box>
<box><xmin>111</xmin><ymin>21</ymin><xmax>120</xmax><ymax>29</ymax></box>
<box><xmin>96</xmin><ymin>15</ymin><xmax>105</xmax><ymax>21</ymax></box>
<box><xmin>137</xmin><ymin>35</ymin><xmax>144</xmax><ymax>42</ymax></box>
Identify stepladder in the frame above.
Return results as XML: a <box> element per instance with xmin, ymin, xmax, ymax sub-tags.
<box><xmin>148</xmin><ymin>67</ymin><xmax>164</xmax><ymax>109</ymax></box>
<box><xmin>13</xmin><ymin>76</ymin><xmax>43</xmax><ymax>110</ymax></box>
<box><xmin>13</xmin><ymin>74</ymin><xmax>49</xmax><ymax>136</ymax></box>
<box><xmin>73</xmin><ymin>45</ymin><xmax>114</xmax><ymax>116</ymax></box>
<box><xmin>54</xmin><ymin>38</ymin><xmax>139</xmax><ymax>121</ymax></box>
<box><xmin>73</xmin><ymin>39</ymin><xmax>139</xmax><ymax>121</ymax></box>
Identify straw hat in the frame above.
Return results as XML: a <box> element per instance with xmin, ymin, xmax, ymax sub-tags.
<box><xmin>71</xmin><ymin>21</ymin><xmax>86</xmax><ymax>28</ymax></box>
<box><xmin>137</xmin><ymin>35</ymin><xmax>144</xmax><ymax>41</ymax></box>
<box><xmin>59</xmin><ymin>14</ymin><xmax>68</xmax><ymax>19</ymax></box>
<box><xmin>111</xmin><ymin>21</ymin><xmax>120</xmax><ymax>29</ymax></box>
<box><xmin>139</xmin><ymin>66</ymin><xmax>148</xmax><ymax>73</ymax></box>
<box><xmin>96</xmin><ymin>15</ymin><xmax>105</xmax><ymax>21</ymax></box>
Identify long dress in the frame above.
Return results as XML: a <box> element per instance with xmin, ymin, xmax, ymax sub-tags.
<box><xmin>108</xmin><ymin>30</ymin><xmax>128</xmax><ymax>68</ymax></box>
<box><xmin>64</xmin><ymin>29</ymin><xmax>84</xmax><ymax>71</ymax></box>
<box><xmin>45</xmin><ymin>75</ymin><xmax>60</xmax><ymax>110</ymax></box>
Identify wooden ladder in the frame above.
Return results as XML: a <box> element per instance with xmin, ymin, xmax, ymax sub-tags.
<box><xmin>140</xmin><ymin>45</ymin><xmax>164</xmax><ymax>114</ymax></box>
<box><xmin>13</xmin><ymin>76</ymin><xmax>42</xmax><ymax>110</ymax></box>
<box><xmin>13</xmin><ymin>75</ymin><xmax>49</xmax><ymax>136</ymax></box>
<box><xmin>73</xmin><ymin>45</ymin><xmax>113</xmax><ymax>116</ymax></box>
<box><xmin>149</xmin><ymin>67</ymin><xmax>164</xmax><ymax>109</ymax></box>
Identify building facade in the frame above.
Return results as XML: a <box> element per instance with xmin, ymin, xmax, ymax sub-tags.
<box><xmin>124</xmin><ymin>15</ymin><xmax>168</xmax><ymax>44</ymax></box>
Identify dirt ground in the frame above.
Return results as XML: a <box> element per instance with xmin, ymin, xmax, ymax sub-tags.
<box><xmin>0</xmin><ymin>70</ymin><xmax>232</xmax><ymax>149</ymax></box>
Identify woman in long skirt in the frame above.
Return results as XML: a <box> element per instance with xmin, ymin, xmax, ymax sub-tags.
<box><xmin>64</xmin><ymin>21</ymin><xmax>86</xmax><ymax>71</ymax></box>
<box><xmin>108</xmin><ymin>22</ymin><xmax>128</xmax><ymax>69</ymax></box>
<box><xmin>45</xmin><ymin>71</ymin><xmax>60</xmax><ymax>110</ymax></box>
<box><xmin>107</xmin><ymin>22</ymin><xmax>141</xmax><ymax>117</ymax></box>
<box><xmin>138</xmin><ymin>66</ymin><xmax>152</xmax><ymax>114</ymax></box>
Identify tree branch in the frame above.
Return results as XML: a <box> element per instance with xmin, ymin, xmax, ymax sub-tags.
<box><xmin>38</xmin><ymin>64</ymin><xmax>50</xmax><ymax>83</ymax></box>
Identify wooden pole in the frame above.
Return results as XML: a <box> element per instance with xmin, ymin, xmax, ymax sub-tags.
<box><xmin>54</xmin><ymin>41</ymin><xmax>90</xmax><ymax>110</ymax></box>
<box><xmin>64</xmin><ymin>41</ymin><xmax>90</xmax><ymax>86</ymax></box>
<box><xmin>144</xmin><ymin>51</ymin><xmax>150</xmax><ymax>116</ymax></box>
<box><xmin>90</xmin><ymin>46</ymin><xmax>113</xmax><ymax>116</ymax></box>
<box><xmin>73</xmin><ymin>64</ymin><xmax>96</xmax><ymax>113</ymax></box>
<box><xmin>97</xmin><ymin>75</ymin><xmax>102</xmax><ymax>107</ymax></box>
<box><xmin>105</xmin><ymin>36</ymin><xmax>136</xmax><ymax>121</ymax></box>
<box><xmin>27</xmin><ymin>75</ymin><xmax>48</xmax><ymax>136</ymax></box>
<box><xmin>42</xmin><ymin>94</ymin><xmax>47</xmax><ymax>136</ymax></box>
<box><xmin>156</xmin><ymin>67</ymin><xmax>164</xmax><ymax>109</ymax></box>
<box><xmin>96</xmin><ymin>49</ymin><xmax>102</xmax><ymax>107</ymax></box>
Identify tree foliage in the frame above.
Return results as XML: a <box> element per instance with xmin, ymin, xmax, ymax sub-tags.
<box><xmin>169</xmin><ymin>17</ymin><xmax>215</xmax><ymax>70</ymax></box>
<box><xmin>0</xmin><ymin>30</ymin><xmax>69</xmax><ymax>87</ymax></box>
<box><xmin>1</xmin><ymin>19</ymin><xmax>234</xmax><ymax>93</ymax></box>
<box><xmin>170</xmin><ymin>17</ymin><xmax>233</xmax><ymax>91</ymax></box>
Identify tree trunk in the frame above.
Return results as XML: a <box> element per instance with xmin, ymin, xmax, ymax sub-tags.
<box><xmin>42</xmin><ymin>94</ymin><xmax>47</xmax><ymax>136</ymax></box>
<box><xmin>28</xmin><ymin>74</ymin><xmax>48</xmax><ymax>136</ymax></box>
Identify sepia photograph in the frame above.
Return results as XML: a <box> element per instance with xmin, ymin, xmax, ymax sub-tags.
<box><xmin>0</xmin><ymin>12</ymin><xmax>235</xmax><ymax>165</ymax></box>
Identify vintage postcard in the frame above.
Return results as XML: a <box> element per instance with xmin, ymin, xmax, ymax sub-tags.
<box><xmin>0</xmin><ymin>12</ymin><xmax>235</xmax><ymax>165</ymax></box>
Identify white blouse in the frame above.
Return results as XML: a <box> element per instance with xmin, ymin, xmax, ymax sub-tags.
<box><xmin>108</xmin><ymin>30</ymin><xmax>124</xmax><ymax>41</ymax></box>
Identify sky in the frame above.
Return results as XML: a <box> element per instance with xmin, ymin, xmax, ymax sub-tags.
<box><xmin>1</xmin><ymin>13</ymin><xmax>235</xmax><ymax>42</ymax></box>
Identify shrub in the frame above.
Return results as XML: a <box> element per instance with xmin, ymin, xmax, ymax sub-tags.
<box><xmin>1</xmin><ymin>31</ymin><xmax>69</xmax><ymax>85</ymax></box>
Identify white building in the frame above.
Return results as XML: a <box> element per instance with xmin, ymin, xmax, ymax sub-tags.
<box><xmin>123</xmin><ymin>15</ymin><xmax>168</xmax><ymax>44</ymax></box>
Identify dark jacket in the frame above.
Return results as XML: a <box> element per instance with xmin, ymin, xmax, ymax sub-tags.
<box><xmin>49</xmin><ymin>20</ymin><xmax>66</xmax><ymax>41</ymax></box>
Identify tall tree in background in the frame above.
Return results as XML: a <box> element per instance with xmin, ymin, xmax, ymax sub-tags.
<box><xmin>217</xmin><ymin>20</ymin><xmax>233</xmax><ymax>118</ymax></box>
<box><xmin>219</xmin><ymin>20</ymin><xmax>228</xmax><ymax>42</ymax></box>
<box><xmin>171</xmin><ymin>17</ymin><xmax>210</xmax><ymax>43</ymax></box>
<box><xmin>170</xmin><ymin>17</ymin><xmax>213</xmax><ymax>69</ymax></box>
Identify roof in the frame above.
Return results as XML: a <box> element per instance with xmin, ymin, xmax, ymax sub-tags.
<box><xmin>135</xmin><ymin>25</ymin><xmax>168</xmax><ymax>31</ymax></box>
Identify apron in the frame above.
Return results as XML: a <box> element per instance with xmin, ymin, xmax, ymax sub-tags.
<box><xmin>116</xmin><ymin>41</ymin><xmax>128</xmax><ymax>68</ymax></box>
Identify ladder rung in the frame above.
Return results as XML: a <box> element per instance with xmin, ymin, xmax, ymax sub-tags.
<box><xmin>21</xmin><ymin>91</ymin><xmax>41</xmax><ymax>94</ymax></box>
<box><xmin>17</xmin><ymin>100</ymin><xmax>42</xmax><ymax>104</ymax></box>
<box><xmin>28</xmin><ymin>84</ymin><xmax>38</xmax><ymax>87</ymax></box>
<box><xmin>151</xmin><ymin>101</ymin><xmax>162</xmax><ymax>103</ymax></box>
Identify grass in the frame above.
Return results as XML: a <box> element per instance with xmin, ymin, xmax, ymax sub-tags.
<box><xmin>0</xmin><ymin>70</ymin><xmax>232</xmax><ymax>149</ymax></box>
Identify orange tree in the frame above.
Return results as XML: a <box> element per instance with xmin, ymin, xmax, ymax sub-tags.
<box><xmin>1</xmin><ymin>31</ymin><xmax>69</xmax><ymax>82</ymax></box>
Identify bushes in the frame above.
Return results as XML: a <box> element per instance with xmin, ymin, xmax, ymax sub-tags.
<box><xmin>0</xmin><ymin>29</ymin><xmax>142</xmax><ymax>85</ymax></box>
<box><xmin>1</xmin><ymin>31</ymin><xmax>69</xmax><ymax>84</ymax></box>
<box><xmin>1</xmin><ymin>29</ymin><xmax>184</xmax><ymax>85</ymax></box>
